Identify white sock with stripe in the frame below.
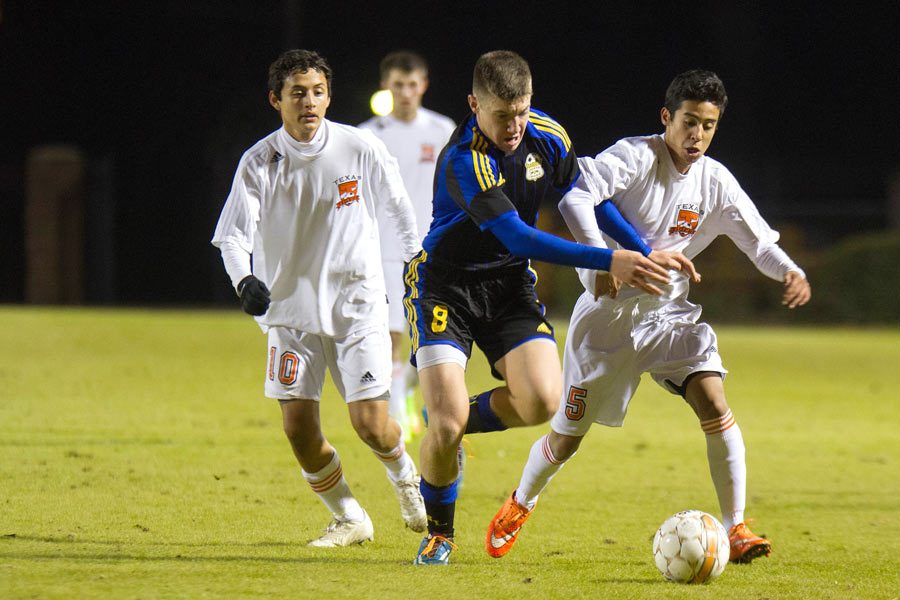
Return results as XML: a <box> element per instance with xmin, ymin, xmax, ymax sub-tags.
<box><xmin>390</xmin><ymin>360</ymin><xmax>409</xmax><ymax>428</ymax></box>
<box><xmin>514</xmin><ymin>434</ymin><xmax>571</xmax><ymax>511</ymax></box>
<box><xmin>302</xmin><ymin>451</ymin><xmax>365</xmax><ymax>522</ymax></box>
<box><xmin>372</xmin><ymin>441</ymin><xmax>416</xmax><ymax>483</ymax></box>
<box><xmin>701</xmin><ymin>410</ymin><xmax>746</xmax><ymax>530</ymax></box>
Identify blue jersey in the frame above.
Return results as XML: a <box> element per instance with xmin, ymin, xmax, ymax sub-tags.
<box><xmin>423</xmin><ymin>108</ymin><xmax>580</xmax><ymax>271</ymax></box>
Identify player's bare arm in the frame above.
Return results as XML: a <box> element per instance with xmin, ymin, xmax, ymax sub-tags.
<box><xmin>782</xmin><ymin>271</ymin><xmax>811</xmax><ymax>309</ymax></box>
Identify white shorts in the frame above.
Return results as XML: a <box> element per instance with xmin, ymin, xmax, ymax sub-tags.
<box><xmin>551</xmin><ymin>292</ymin><xmax>726</xmax><ymax>436</ymax></box>
<box><xmin>264</xmin><ymin>325</ymin><xmax>391</xmax><ymax>402</ymax></box>
<box><xmin>383</xmin><ymin>259</ymin><xmax>407</xmax><ymax>333</ymax></box>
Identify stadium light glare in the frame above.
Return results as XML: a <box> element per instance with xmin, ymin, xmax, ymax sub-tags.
<box><xmin>370</xmin><ymin>89</ymin><xmax>393</xmax><ymax>116</ymax></box>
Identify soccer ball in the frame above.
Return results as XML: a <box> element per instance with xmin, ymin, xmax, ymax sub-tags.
<box><xmin>652</xmin><ymin>510</ymin><xmax>730</xmax><ymax>584</ymax></box>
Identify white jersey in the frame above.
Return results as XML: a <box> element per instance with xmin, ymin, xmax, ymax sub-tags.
<box><xmin>211</xmin><ymin>120</ymin><xmax>420</xmax><ymax>337</ymax></box>
<box><xmin>359</xmin><ymin>108</ymin><xmax>455</xmax><ymax>260</ymax></box>
<box><xmin>560</xmin><ymin>134</ymin><xmax>804</xmax><ymax>304</ymax></box>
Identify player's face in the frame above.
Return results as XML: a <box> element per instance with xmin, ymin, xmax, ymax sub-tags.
<box><xmin>661</xmin><ymin>100</ymin><xmax>720</xmax><ymax>174</ymax></box>
<box><xmin>468</xmin><ymin>92</ymin><xmax>531</xmax><ymax>154</ymax></box>
<box><xmin>384</xmin><ymin>68</ymin><xmax>428</xmax><ymax>122</ymax></box>
<box><xmin>269</xmin><ymin>69</ymin><xmax>331</xmax><ymax>142</ymax></box>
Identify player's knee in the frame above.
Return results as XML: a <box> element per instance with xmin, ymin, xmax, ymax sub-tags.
<box><xmin>351</xmin><ymin>419</ymin><xmax>390</xmax><ymax>449</ymax></box>
<box><xmin>429</xmin><ymin>415</ymin><xmax>466</xmax><ymax>448</ymax></box>
<box><xmin>517</xmin><ymin>386</ymin><xmax>560</xmax><ymax>425</ymax></box>
<box><xmin>550</xmin><ymin>434</ymin><xmax>581</xmax><ymax>461</ymax></box>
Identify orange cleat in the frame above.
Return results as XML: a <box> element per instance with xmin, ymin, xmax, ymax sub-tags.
<box><xmin>728</xmin><ymin>521</ymin><xmax>772</xmax><ymax>563</ymax></box>
<box><xmin>485</xmin><ymin>492</ymin><xmax>533</xmax><ymax>558</ymax></box>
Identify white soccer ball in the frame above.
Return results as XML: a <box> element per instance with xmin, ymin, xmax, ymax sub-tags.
<box><xmin>652</xmin><ymin>510</ymin><xmax>730</xmax><ymax>584</ymax></box>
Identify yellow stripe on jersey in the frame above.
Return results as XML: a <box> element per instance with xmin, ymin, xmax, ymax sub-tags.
<box><xmin>470</xmin><ymin>131</ymin><xmax>488</xmax><ymax>191</ymax></box>
<box><xmin>470</xmin><ymin>129</ymin><xmax>506</xmax><ymax>191</ymax></box>
<box><xmin>529</xmin><ymin>112</ymin><xmax>572</xmax><ymax>151</ymax></box>
<box><xmin>476</xmin><ymin>135</ymin><xmax>494</xmax><ymax>187</ymax></box>
<box><xmin>403</xmin><ymin>250</ymin><xmax>428</xmax><ymax>352</ymax></box>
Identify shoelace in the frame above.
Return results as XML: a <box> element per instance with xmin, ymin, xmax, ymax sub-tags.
<box><xmin>422</xmin><ymin>535</ymin><xmax>457</xmax><ymax>557</ymax></box>
<box><xmin>499</xmin><ymin>505</ymin><xmax>528</xmax><ymax>531</ymax></box>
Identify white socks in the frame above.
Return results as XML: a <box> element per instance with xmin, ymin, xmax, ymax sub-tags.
<box><xmin>372</xmin><ymin>441</ymin><xmax>417</xmax><ymax>483</ymax></box>
<box><xmin>515</xmin><ymin>434</ymin><xmax>571</xmax><ymax>510</ymax></box>
<box><xmin>701</xmin><ymin>410</ymin><xmax>746</xmax><ymax>530</ymax></box>
<box><xmin>302</xmin><ymin>451</ymin><xmax>365</xmax><ymax>522</ymax></box>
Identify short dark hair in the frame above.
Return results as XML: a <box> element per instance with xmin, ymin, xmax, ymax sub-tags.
<box><xmin>664</xmin><ymin>69</ymin><xmax>728</xmax><ymax>118</ymax></box>
<box><xmin>379</xmin><ymin>50</ymin><xmax>428</xmax><ymax>81</ymax></box>
<box><xmin>268</xmin><ymin>49</ymin><xmax>333</xmax><ymax>99</ymax></box>
<box><xmin>472</xmin><ymin>50</ymin><xmax>532</xmax><ymax>102</ymax></box>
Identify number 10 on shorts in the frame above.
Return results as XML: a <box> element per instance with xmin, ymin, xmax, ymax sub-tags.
<box><xmin>565</xmin><ymin>385</ymin><xmax>587</xmax><ymax>420</ymax></box>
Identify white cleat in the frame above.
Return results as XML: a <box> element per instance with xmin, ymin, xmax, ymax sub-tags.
<box><xmin>393</xmin><ymin>475</ymin><xmax>427</xmax><ymax>533</ymax></box>
<box><xmin>307</xmin><ymin>511</ymin><xmax>374</xmax><ymax>547</ymax></box>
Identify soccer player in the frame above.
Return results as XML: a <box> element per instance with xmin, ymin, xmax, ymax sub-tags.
<box><xmin>360</xmin><ymin>51</ymin><xmax>456</xmax><ymax>441</ymax></box>
<box><xmin>486</xmin><ymin>69</ymin><xmax>811</xmax><ymax>564</ymax></box>
<box><xmin>212</xmin><ymin>49</ymin><xmax>428</xmax><ymax>547</ymax></box>
<box><xmin>408</xmin><ymin>50</ymin><xmax>696</xmax><ymax>565</ymax></box>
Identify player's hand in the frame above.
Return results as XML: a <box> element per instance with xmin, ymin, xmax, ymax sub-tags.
<box><xmin>594</xmin><ymin>272</ymin><xmax>621</xmax><ymax>299</ymax></box>
<box><xmin>647</xmin><ymin>250</ymin><xmax>701</xmax><ymax>283</ymax></box>
<box><xmin>609</xmin><ymin>250</ymin><xmax>670</xmax><ymax>296</ymax></box>
<box><xmin>782</xmin><ymin>271</ymin><xmax>811</xmax><ymax>309</ymax></box>
<box><xmin>237</xmin><ymin>275</ymin><xmax>271</xmax><ymax>316</ymax></box>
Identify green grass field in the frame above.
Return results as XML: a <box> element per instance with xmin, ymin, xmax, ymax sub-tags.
<box><xmin>1</xmin><ymin>307</ymin><xmax>898</xmax><ymax>599</ymax></box>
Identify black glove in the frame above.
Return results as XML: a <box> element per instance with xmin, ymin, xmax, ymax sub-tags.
<box><xmin>237</xmin><ymin>275</ymin><xmax>270</xmax><ymax>316</ymax></box>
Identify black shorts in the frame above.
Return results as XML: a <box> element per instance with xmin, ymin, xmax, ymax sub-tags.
<box><xmin>404</xmin><ymin>252</ymin><xmax>555</xmax><ymax>379</ymax></box>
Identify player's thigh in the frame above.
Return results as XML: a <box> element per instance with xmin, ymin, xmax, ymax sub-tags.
<box><xmin>383</xmin><ymin>258</ymin><xmax>407</xmax><ymax>334</ymax></box>
<box><xmin>404</xmin><ymin>256</ymin><xmax>476</xmax><ymax>361</ymax></box>
<box><xmin>494</xmin><ymin>337</ymin><xmax>561</xmax><ymax>409</ymax></box>
<box><xmin>330</xmin><ymin>326</ymin><xmax>392</xmax><ymax>403</ymax></box>
<box><xmin>476</xmin><ymin>269</ymin><xmax>556</xmax><ymax>381</ymax></box>
<box><xmin>551</xmin><ymin>299</ymin><xmax>641</xmax><ymax>434</ymax></box>
<box><xmin>265</xmin><ymin>327</ymin><xmax>327</xmax><ymax>401</ymax></box>
<box><xmin>416</xmin><ymin>360</ymin><xmax>470</xmax><ymax>433</ymax></box>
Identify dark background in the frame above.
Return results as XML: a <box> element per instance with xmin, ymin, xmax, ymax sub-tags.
<box><xmin>2</xmin><ymin>1</ymin><xmax>898</xmax><ymax>307</ymax></box>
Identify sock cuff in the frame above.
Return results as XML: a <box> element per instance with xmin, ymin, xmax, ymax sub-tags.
<box><xmin>373</xmin><ymin>442</ymin><xmax>405</xmax><ymax>463</ymax></box>
<box><xmin>420</xmin><ymin>477</ymin><xmax>460</xmax><ymax>505</ymax></box>
<box><xmin>302</xmin><ymin>452</ymin><xmax>343</xmax><ymax>493</ymax></box>
<box><xmin>540</xmin><ymin>434</ymin><xmax>565</xmax><ymax>465</ymax></box>
<box><xmin>700</xmin><ymin>410</ymin><xmax>735</xmax><ymax>435</ymax></box>
<box><xmin>475</xmin><ymin>388</ymin><xmax>506</xmax><ymax>432</ymax></box>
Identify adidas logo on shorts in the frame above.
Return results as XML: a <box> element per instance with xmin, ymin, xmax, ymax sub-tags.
<box><xmin>360</xmin><ymin>371</ymin><xmax>376</xmax><ymax>384</ymax></box>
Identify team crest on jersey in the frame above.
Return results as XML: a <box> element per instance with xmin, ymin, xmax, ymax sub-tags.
<box><xmin>525</xmin><ymin>153</ymin><xmax>544</xmax><ymax>181</ymax></box>
<box><xmin>419</xmin><ymin>144</ymin><xmax>436</xmax><ymax>163</ymax></box>
<box><xmin>668</xmin><ymin>203</ymin><xmax>702</xmax><ymax>236</ymax></box>
<box><xmin>335</xmin><ymin>175</ymin><xmax>362</xmax><ymax>210</ymax></box>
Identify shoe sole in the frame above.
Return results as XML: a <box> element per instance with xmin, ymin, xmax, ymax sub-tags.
<box><xmin>730</xmin><ymin>541</ymin><xmax>771</xmax><ymax>564</ymax></box>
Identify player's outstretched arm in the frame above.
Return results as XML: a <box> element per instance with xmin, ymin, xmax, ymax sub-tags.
<box><xmin>488</xmin><ymin>211</ymin><xmax>670</xmax><ymax>295</ymax></box>
<box><xmin>782</xmin><ymin>271</ymin><xmax>811</xmax><ymax>309</ymax></box>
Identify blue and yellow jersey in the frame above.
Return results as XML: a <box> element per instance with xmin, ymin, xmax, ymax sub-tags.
<box><xmin>422</xmin><ymin>108</ymin><xmax>580</xmax><ymax>271</ymax></box>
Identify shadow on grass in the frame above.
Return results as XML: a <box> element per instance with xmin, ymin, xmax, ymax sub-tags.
<box><xmin>0</xmin><ymin>534</ymin><xmax>404</xmax><ymax>564</ymax></box>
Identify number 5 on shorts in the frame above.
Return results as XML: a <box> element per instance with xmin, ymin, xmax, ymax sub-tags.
<box><xmin>431</xmin><ymin>305</ymin><xmax>449</xmax><ymax>333</ymax></box>
<box><xmin>565</xmin><ymin>385</ymin><xmax>587</xmax><ymax>420</ymax></box>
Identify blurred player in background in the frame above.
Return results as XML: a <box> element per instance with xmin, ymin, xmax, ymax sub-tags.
<box><xmin>360</xmin><ymin>51</ymin><xmax>456</xmax><ymax>442</ymax></box>
<box><xmin>408</xmin><ymin>50</ymin><xmax>696</xmax><ymax>565</ymax></box>
<box><xmin>212</xmin><ymin>49</ymin><xmax>427</xmax><ymax>548</ymax></box>
<box><xmin>487</xmin><ymin>69</ymin><xmax>811</xmax><ymax>563</ymax></box>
